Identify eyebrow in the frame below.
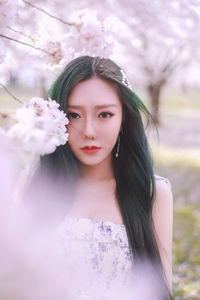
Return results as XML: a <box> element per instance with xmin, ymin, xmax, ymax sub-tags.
<box><xmin>67</xmin><ymin>104</ymin><xmax>118</xmax><ymax>109</ymax></box>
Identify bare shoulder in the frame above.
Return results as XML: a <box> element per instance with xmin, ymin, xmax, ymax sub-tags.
<box><xmin>152</xmin><ymin>175</ymin><xmax>173</xmax><ymax>222</ymax></box>
<box><xmin>152</xmin><ymin>174</ymin><xmax>173</xmax><ymax>221</ymax></box>
<box><xmin>153</xmin><ymin>175</ymin><xmax>173</xmax><ymax>204</ymax></box>
<box><xmin>154</xmin><ymin>174</ymin><xmax>172</xmax><ymax>192</ymax></box>
<box><xmin>152</xmin><ymin>175</ymin><xmax>173</xmax><ymax>290</ymax></box>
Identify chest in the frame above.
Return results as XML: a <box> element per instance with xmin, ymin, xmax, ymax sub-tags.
<box><xmin>67</xmin><ymin>181</ymin><xmax>123</xmax><ymax>225</ymax></box>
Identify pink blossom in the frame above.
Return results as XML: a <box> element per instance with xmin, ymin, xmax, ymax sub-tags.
<box><xmin>67</xmin><ymin>9</ymin><xmax>114</xmax><ymax>57</ymax></box>
<box><xmin>0</xmin><ymin>0</ymin><xmax>17</xmax><ymax>33</ymax></box>
<box><xmin>6</xmin><ymin>97</ymin><xmax>69</xmax><ymax>156</ymax></box>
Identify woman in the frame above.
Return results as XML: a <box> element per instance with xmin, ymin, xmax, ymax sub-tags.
<box><xmin>37</xmin><ymin>56</ymin><xmax>173</xmax><ymax>299</ymax></box>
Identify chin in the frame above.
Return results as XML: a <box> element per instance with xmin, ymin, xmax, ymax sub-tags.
<box><xmin>79</xmin><ymin>158</ymin><xmax>104</xmax><ymax>166</ymax></box>
<box><xmin>78</xmin><ymin>153</ymin><xmax>111</xmax><ymax>167</ymax></box>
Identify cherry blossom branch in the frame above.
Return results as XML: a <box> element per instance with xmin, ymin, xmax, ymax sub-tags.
<box><xmin>0</xmin><ymin>33</ymin><xmax>53</xmax><ymax>56</ymax></box>
<box><xmin>22</xmin><ymin>0</ymin><xmax>77</xmax><ymax>27</ymax></box>
<box><xmin>7</xmin><ymin>26</ymin><xmax>33</xmax><ymax>41</ymax></box>
<box><xmin>0</xmin><ymin>83</ymin><xmax>24</xmax><ymax>104</ymax></box>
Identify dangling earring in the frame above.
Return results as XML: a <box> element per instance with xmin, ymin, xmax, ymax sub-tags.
<box><xmin>115</xmin><ymin>136</ymin><xmax>121</xmax><ymax>158</ymax></box>
<box><xmin>116</xmin><ymin>130</ymin><xmax>123</xmax><ymax>158</ymax></box>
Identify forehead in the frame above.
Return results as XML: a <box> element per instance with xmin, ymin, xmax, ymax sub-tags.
<box><xmin>67</xmin><ymin>77</ymin><xmax>122</xmax><ymax>108</ymax></box>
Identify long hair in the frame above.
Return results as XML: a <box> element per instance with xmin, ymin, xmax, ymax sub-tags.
<box><xmin>37</xmin><ymin>56</ymin><xmax>172</xmax><ymax>299</ymax></box>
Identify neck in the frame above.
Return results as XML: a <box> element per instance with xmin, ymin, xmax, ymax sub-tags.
<box><xmin>79</xmin><ymin>154</ymin><xmax>115</xmax><ymax>181</ymax></box>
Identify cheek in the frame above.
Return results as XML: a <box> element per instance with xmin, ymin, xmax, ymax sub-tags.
<box><xmin>66</xmin><ymin>125</ymin><xmax>79</xmax><ymax>150</ymax></box>
<box><xmin>66</xmin><ymin>122</ymin><xmax>80</xmax><ymax>136</ymax></box>
<box><xmin>99</xmin><ymin>120</ymin><xmax>121</xmax><ymax>145</ymax></box>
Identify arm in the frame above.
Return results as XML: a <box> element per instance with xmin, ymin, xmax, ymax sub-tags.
<box><xmin>152</xmin><ymin>176</ymin><xmax>173</xmax><ymax>292</ymax></box>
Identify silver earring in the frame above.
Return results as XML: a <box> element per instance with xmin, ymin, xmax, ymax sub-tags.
<box><xmin>116</xmin><ymin>135</ymin><xmax>120</xmax><ymax>158</ymax></box>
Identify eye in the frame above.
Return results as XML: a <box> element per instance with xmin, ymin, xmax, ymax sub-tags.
<box><xmin>67</xmin><ymin>112</ymin><xmax>80</xmax><ymax>119</ymax></box>
<box><xmin>99</xmin><ymin>112</ymin><xmax>114</xmax><ymax>118</ymax></box>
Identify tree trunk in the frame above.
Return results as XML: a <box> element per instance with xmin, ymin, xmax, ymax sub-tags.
<box><xmin>147</xmin><ymin>83</ymin><xmax>162</xmax><ymax>125</ymax></box>
<box><xmin>40</xmin><ymin>75</ymin><xmax>47</xmax><ymax>99</ymax></box>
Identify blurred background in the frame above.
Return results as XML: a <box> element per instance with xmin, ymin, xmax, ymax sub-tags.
<box><xmin>0</xmin><ymin>0</ymin><xmax>200</xmax><ymax>299</ymax></box>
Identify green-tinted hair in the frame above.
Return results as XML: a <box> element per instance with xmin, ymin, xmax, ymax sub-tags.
<box><xmin>38</xmin><ymin>56</ymin><xmax>172</xmax><ymax>299</ymax></box>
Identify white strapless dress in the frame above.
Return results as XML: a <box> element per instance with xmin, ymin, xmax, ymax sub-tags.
<box><xmin>56</xmin><ymin>216</ymin><xmax>134</xmax><ymax>300</ymax></box>
<box><xmin>56</xmin><ymin>176</ymin><xmax>171</xmax><ymax>299</ymax></box>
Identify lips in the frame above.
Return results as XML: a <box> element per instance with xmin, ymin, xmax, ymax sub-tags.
<box><xmin>80</xmin><ymin>146</ymin><xmax>101</xmax><ymax>150</ymax></box>
<box><xmin>80</xmin><ymin>145</ymin><xmax>101</xmax><ymax>154</ymax></box>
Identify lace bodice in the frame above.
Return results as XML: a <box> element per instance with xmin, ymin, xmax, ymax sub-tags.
<box><xmin>56</xmin><ymin>216</ymin><xmax>134</xmax><ymax>299</ymax></box>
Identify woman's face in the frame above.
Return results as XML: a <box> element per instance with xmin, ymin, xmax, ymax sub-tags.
<box><xmin>66</xmin><ymin>76</ymin><xmax>123</xmax><ymax>167</ymax></box>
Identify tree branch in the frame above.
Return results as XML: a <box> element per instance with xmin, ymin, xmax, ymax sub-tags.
<box><xmin>0</xmin><ymin>33</ymin><xmax>53</xmax><ymax>56</ymax></box>
<box><xmin>22</xmin><ymin>0</ymin><xmax>77</xmax><ymax>27</ymax></box>
<box><xmin>0</xmin><ymin>83</ymin><xmax>24</xmax><ymax>104</ymax></box>
<box><xmin>7</xmin><ymin>26</ymin><xmax>33</xmax><ymax>41</ymax></box>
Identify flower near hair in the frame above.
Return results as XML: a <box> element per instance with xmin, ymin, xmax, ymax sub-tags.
<box><xmin>6</xmin><ymin>97</ymin><xmax>69</xmax><ymax>156</ymax></box>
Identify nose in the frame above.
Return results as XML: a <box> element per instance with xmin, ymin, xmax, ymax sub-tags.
<box><xmin>83</xmin><ymin>116</ymin><xmax>96</xmax><ymax>139</ymax></box>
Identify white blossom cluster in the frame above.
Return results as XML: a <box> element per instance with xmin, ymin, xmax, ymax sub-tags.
<box><xmin>0</xmin><ymin>3</ymin><xmax>117</xmax><ymax>81</ymax></box>
<box><xmin>2</xmin><ymin>97</ymin><xmax>69</xmax><ymax>156</ymax></box>
<box><xmin>34</xmin><ymin>8</ymin><xmax>114</xmax><ymax>72</ymax></box>
<box><xmin>67</xmin><ymin>9</ymin><xmax>113</xmax><ymax>57</ymax></box>
<box><xmin>0</xmin><ymin>0</ymin><xmax>17</xmax><ymax>33</ymax></box>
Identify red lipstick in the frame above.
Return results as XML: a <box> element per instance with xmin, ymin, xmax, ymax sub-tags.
<box><xmin>80</xmin><ymin>146</ymin><xmax>101</xmax><ymax>154</ymax></box>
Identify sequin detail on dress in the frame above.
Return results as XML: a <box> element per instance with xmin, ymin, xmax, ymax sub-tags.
<box><xmin>56</xmin><ymin>217</ymin><xmax>134</xmax><ymax>299</ymax></box>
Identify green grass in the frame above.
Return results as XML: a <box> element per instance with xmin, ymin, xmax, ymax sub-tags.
<box><xmin>151</xmin><ymin>144</ymin><xmax>200</xmax><ymax>168</ymax></box>
<box><xmin>144</xmin><ymin>85</ymin><xmax>200</xmax><ymax>299</ymax></box>
<box><xmin>142</xmin><ymin>86</ymin><xmax>200</xmax><ymax>111</ymax></box>
<box><xmin>152</xmin><ymin>144</ymin><xmax>200</xmax><ymax>299</ymax></box>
